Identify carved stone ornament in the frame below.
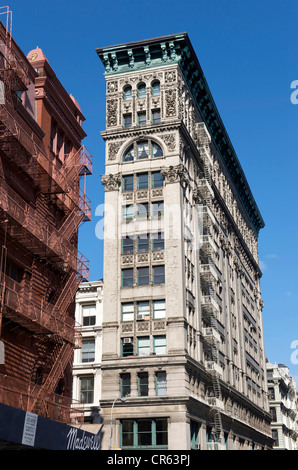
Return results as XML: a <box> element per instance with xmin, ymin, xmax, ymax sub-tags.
<box><xmin>106</xmin><ymin>98</ymin><xmax>118</xmax><ymax>127</ymax></box>
<box><xmin>162</xmin><ymin>133</ymin><xmax>176</xmax><ymax>151</ymax></box>
<box><xmin>108</xmin><ymin>141</ymin><xmax>125</xmax><ymax>160</ymax></box>
<box><xmin>101</xmin><ymin>173</ymin><xmax>121</xmax><ymax>191</ymax></box>
<box><xmin>164</xmin><ymin>89</ymin><xmax>176</xmax><ymax>117</ymax></box>
<box><xmin>160</xmin><ymin>164</ymin><xmax>186</xmax><ymax>184</ymax></box>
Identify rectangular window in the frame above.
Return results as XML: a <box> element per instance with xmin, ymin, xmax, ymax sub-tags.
<box><xmin>80</xmin><ymin>377</ymin><xmax>94</xmax><ymax>403</ymax></box>
<box><xmin>137</xmin><ymin>301</ymin><xmax>150</xmax><ymax>319</ymax></box>
<box><xmin>122</xmin><ymin>268</ymin><xmax>134</xmax><ymax>287</ymax></box>
<box><xmin>137</xmin><ymin>234</ymin><xmax>149</xmax><ymax>253</ymax></box>
<box><xmin>121</xmin><ymin>373</ymin><xmax>131</xmax><ymax>398</ymax></box>
<box><xmin>138</xmin><ymin>372</ymin><xmax>149</xmax><ymax>396</ymax></box>
<box><xmin>156</xmin><ymin>372</ymin><xmax>167</xmax><ymax>396</ymax></box>
<box><xmin>152</xmin><ymin>109</ymin><xmax>161</xmax><ymax>124</ymax></box>
<box><xmin>154</xmin><ymin>335</ymin><xmax>166</xmax><ymax>355</ymax></box>
<box><xmin>122</xmin><ymin>174</ymin><xmax>134</xmax><ymax>192</ymax></box>
<box><xmin>137</xmin><ymin>266</ymin><xmax>149</xmax><ymax>286</ymax></box>
<box><xmin>121</xmin><ymin>419</ymin><xmax>168</xmax><ymax>449</ymax></box>
<box><xmin>137</xmin><ymin>173</ymin><xmax>148</xmax><ymax>189</ymax></box>
<box><xmin>122</xmin><ymin>205</ymin><xmax>134</xmax><ymax>222</ymax></box>
<box><xmin>137</xmin><ymin>336</ymin><xmax>150</xmax><ymax>356</ymax></box>
<box><xmin>153</xmin><ymin>265</ymin><xmax>165</xmax><ymax>284</ymax></box>
<box><xmin>122</xmin><ymin>302</ymin><xmax>134</xmax><ymax>321</ymax></box>
<box><xmin>136</xmin><ymin>203</ymin><xmax>148</xmax><ymax>219</ymax></box>
<box><xmin>121</xmin><ymin>338</ymin><xmax>134</xmax><ymax>357</ymax></box>
<box><xmin>151</xmin><ymin>171</ymin><xmax>163</xmax><ymax>188</ymax></box>
<box><xmin>122</xmin><ymin>236</ymin><xmax>134</xmax><ymax>254</ymax></box>
<box><xmin>123</xmin><ymin>113</ymin><xmax>132</xmax><ymax>128</ymax></box>
<box><xmin>153</xmin><ymin>300</ymin><xmax>166</xmax><ymax>319</ymax></box>
<box><xmin>82</xmin><ymin>305</ymin><xmax>96</xmax><ymax>326</ymax></box>
<box><xmin>82</xmin><ymin>339</ymin><xmax>95</xmax><ymax>363</ymax></box>
<box><xmin>152</xmin><ymin>232</ymin><xmax>164</xmax><ymax>251</ymax></box>
<box><xmin>151</xmin><ymin>201</ymin><xmax>164</xmax><ymax>218</ymax></box>
<box><xmin>138</xmin><ymin>111</ymin><xmax>146</xmax><ymax>126</ymax></box>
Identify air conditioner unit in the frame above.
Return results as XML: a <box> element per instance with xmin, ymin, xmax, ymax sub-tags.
<box><xmin>123</xmin><ymin>337</ymin><xmax>133</xmax><ymax>344</ymax></box>
<box><xmin>137</xmin><ymin>314</ymin><xmax>146</xmax><ymax>321</ymax></box>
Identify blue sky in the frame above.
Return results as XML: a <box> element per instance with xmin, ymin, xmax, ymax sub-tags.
<box><xmin>7</xmin><ymin>0</ymin><xmax>298</xmax><ymax>382</ymax></box>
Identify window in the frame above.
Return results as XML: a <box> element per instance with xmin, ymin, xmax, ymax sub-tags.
<box><xmin>152</xmin><ymin>142</ymin><xmax>163</xmax><ymax>158</ymax></box>
<box><xmin>272</xmin><ymin>429</ymin><xmax>279</xmax><ymax>447</ymax></box>
<box><xmin>121</xmin><ymin>338</ymin><xmax>134</xmax><ymax>357</ymax></box>
<box><xmin>122</xmin><ymin>302</ymin><xmax>134</xmax><ymax>321</ymax></box>
<box><xmin>50</xmin><ymin>120</ymin><xmax>57</xmax><ymax>151</ymax></box>
<box><xmin>82</xmin><ymin>305</ymin><xmax>96</xmax><ymax>326</ymax></box>
<box><xmin>123</xmin><ymin>85</ymin><xmax>132</xmax><ymax>101</ymax></box>
<box><xmin>151</xmin><ymin>80</ymin><xmax>160</xmax><ymax>96</ymax></box>
<box><xmin>137</xmin><ymin>266</ymin><xmax>149</xmax><ymax>286</ymax></box>
<box><xmin>138</xmin><ymin>372</ymin><xmax>149</xmax><ymax>396</ymax></box>
<box><xmin>137</xmin><ymin>234</ymin><xmax>149</xmax><ymax>253</ymax></box>
<box><xmin>121</xmin><ymin>418</ymin><xmax>168</xmax><ymax>449</ymax></box>
<box><xmin>153</xmin><ymin>300</ymin><xmax>166</xmax><ymax>319</ymax></box>
<box><xmin>80</xmin><ymin>377</ymin><xmax>94</xmax><ymax>403</ymax></box>
<box><xmin>152</xmin><ymin>109</ymin><xmax>161</xmax><ymax>124</ymax></box>
<box><xmin>122</xmin><ymin>268</ymin><xmax>134</xmax><ymax>287</ymax></box>
<box><xmin>82</xmin><ymin>339</ymin><xmax>95</xmax><ymax>363</ymax></box>
<box><xmin>121</xmin><ymin>373</ymin><xmax>131</xmax><ymax>397</ymax></box>
<box><xmin>153</xmin><ymin>265</ymin><xmax>165</xmax><ymax>284</ymax></box>
<box><xmin>138</xmin><ymin>111</ymin><xmax>146</xmax><ymax>126</ymax></box>
<box><xmin>152</xmin><ymin>232</ymin><xmax>164</xmax><ymax>251</ymax></box>
<box><xmin>151</xmin><ymin>201</ymin><xmax>164</xmax><ymax>218</ymax></box>
<box><xmin>122</xmin><ymin>205</ymin><xmax>134</xmax><ymax>222</ymax></box>
<box><xmin>137</xmin><ymin>301</ymin><xmax>150</xmax><ymax>319</ymax></box>
<box><xmin>136</xmin><ymin>202</ymin><xmax>148</xmax><ymax>219</ymax></box>
<box><xmin>122</xmin><ymin>140</ymin><xmax>163</xmax><ymax>162</ymax></box>
<box><xmin>123</xmin><ymin>113</ymin><xmax>132</xmax><ymax>128</ymax></box>
<box><xmin>156</xmin><ymin>372</ymin><xmax>167</xmax><ymax>396</ymax></box>
<box><xmin>122</xmin><ymin>236</ymin><xmax>134</xmax><ymax>254</ymax></box>
<box><xmin>154</xmin><ymin>335</ymin><xmax>166</xmax><ymax>355</ymax></box>
<box><xmin>137</xmin><ymin>83</ymin><xmax>146</xmax><ymax>98</ymax></box>
<box><xmin>122</xmin><ymin>174</ymin><xmax>134</xmax><ymax>191</ymax></box>
<box><xmin>137</xmin><ymin>336</ymin><xmax>150</xmax><ymax>356</ymax></box>
<box><xmin>137</xmin><ymin>173</ymin><xmax>148</xmax><ymax>189</ymax></box>
<box><xmin>137</xmin><ymin>141</ymin><xmax>149</xmax><ymax>159</ymax></box>
<box><xmin>123</xmin><ymin>145</ymin><xmax>134</xmax><ymax>162</ymax></box>
<box><xmin>152</xmin><ymin>171</ymin><xmax>163</xmax><ymax>188</ymax></box>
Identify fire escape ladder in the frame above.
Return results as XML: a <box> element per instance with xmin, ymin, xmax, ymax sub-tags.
<box><xmin>54</xmin><ymin>270</ymin><xmax>80</xmax><ymax>319</ymax></box>
<box><xmin>59</xmin><ymin>208</ymin><xmax>85</xmax><ymax>242</ymax></box>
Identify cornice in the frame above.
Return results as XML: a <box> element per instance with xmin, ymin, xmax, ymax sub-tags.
<box><xmin>97</xmin><ymin>33</ymin><xmax>264</xmax><ymax>235</ymax></box>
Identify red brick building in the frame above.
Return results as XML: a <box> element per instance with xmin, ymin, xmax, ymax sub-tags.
<box><xmin>0</xmin><ymin>13</ymin><xmax>92</xmax><ymax>439</ymax></box>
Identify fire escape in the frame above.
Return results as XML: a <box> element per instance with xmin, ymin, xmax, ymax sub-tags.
<box><xmin>196</xmin><ymin>122</ymin><xmax>224</xmax><ymax>449</ymax></box>
<box><xmin>0</xmin><ymin>13</ymin><xmax>92</xmax><ymax>424</ymax></box>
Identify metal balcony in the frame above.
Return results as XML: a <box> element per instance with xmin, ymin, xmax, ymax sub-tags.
<box><xmin>200</xmin><ymin>235</ymin><xmax>217</xmax><ymax>255</ymax></box>
<box><xmin>196</xmin><ymin>178</ymin><xmax>214</xmax><ymax>199</ymax></box>
<box><xmin>204</xmin><ymin>361</ymin><xmax>223</xmax><ymax>377</ymax></box>
<box><xmin>202</xmin><ymin>327</ymin><xmax>221</xmax><ymax>344</ymax></box>
<box><xmin>208</xmin><ymin>397</ymin><xmax>225</xmax><ymax>411</ymax></box>
<box><xmin>200</xmin><ymin>263</ymin><xmax>218</xmax><ymax>282</ymax></box>
<box><xmin>201</xmin><ymin>295</ymin><xmax>220</xmax><ymax>313</ymax></box>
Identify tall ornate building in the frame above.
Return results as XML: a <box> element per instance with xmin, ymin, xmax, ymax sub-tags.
<box><xmin>96</xmin><ymin>33</ymin><xmax>272</xmax><ymax>450</ymax></box>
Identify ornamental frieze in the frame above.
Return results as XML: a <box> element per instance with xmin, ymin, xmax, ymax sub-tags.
<box><xmin>164</xmin><ymin>88</ymin><xmax>176</xmax><ymax>117</ymax></box>
<box><xmin>106</xmin><ymin>98</ymin><xmax>118</xmax><ymax>127</ymax></box>
<box><xmin>161</xmin><ymin>133</ymin><xmax>176</xmax><ymax>151</ymax></box>
<box><xmin>161</xmin><ymin>164</ymin><xmax>186</xmax><ymax>184</ymax></box>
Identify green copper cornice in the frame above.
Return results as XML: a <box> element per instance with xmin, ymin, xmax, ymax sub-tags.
<box><xmin>96</xmin><ymin>33</ymin><xmax>265</xmax><ymax>235</ymax></box>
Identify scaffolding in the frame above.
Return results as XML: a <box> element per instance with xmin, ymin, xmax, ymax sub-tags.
<box><xmin>0</xmin><ymin>12</ymin><xmax>91</xmax><ymax>424</ymax></box>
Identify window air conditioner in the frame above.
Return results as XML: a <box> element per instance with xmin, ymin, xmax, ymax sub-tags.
<box><xmin>123</xmin><ymin>337</ymin><xmax>133</xmax><ymax>344</ymax></box>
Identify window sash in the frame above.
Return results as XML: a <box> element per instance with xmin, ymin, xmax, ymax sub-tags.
<box><xmin>82</xmin><ymin>340</ymin><xmax>95</xmax><ymax>363</ymax></box>
<box><xmin>137</xmin><ymin>301</ymin><xmax>150</xmax><ymax>316</ymax></box>
<box><xmin>121</xmin><ymin>373</ymin><xmax>131</xmax><ymax>397</ymax></box>
<box><xmin>138</xmin><ymin>112</ymin><xmax>146</xmax><ymax>126</ymax></box>
<box><xmin>137</xmin><ymin>267</ymin><xmax>149</xmax><ymax>285</ymax></box>
<box><xmin>122</xmin><ymin>302</ymin><xmax>134</xmax><ymax>321</ymax></box>
<box><xmin>151</xmin><ymin>171</ymin><xmax>163</xmax><ymax>188</ymax></box>
<box><xmin>153</xmin><ymin>265</ymin><xmax>165</xmax><ymax>284</ymax></box>
<box><xmin>121</xmin><ymin>419</ymin><xmax>168</xmax><ymax>449</ymax></box>
<box><xmin>137</xmin><ymin>173</ymin><xmax>148</xmax><ymax>189</ymax></box>
<box><xmin>154</xmin><ymin>335</ymin><xmax>166</xmax><ymax>355</ymax></box>
<box><xmin>152</xmin><ymin>109</ymin><xmax>161</xmax><ymax>123</ymax></box>
<box><xmin>122</xmin><ymin>236</ymin><xmax>134</xmax><ymax>254</ymax></box>
<box><xmin>137</xmin><ymin>234</ymin><xmax>149</xmax><ymax>252</ymax></box>
<box><xmin>136</xmin><ymin>203</ymin><xmax>148</xmax><ymax>219</ymax></box>
<box><xmin>152</xmin><ymin>232</ymin><xmax>164</xmax><ymax>251</ymax></box>
<box><xmin>138</xmin><ymin>372</ymin><xmax>149</xmax><ymax>396</ymax></box>
<box><xmin>123</xmin><ymin>114</ymin><xmax>132</xmax><ymax>128</ymax></box>
<box><xmin>122</xmin><ymin>269</ymin><xmax>134</xmax><ymax>287</ymax></box>
<box><xmin>137</xmin><ymin>141</ymin><xmax>149</xmax><ymax>159</ymax></box>
<box><xmin>80</xmin><ymin>377</ymin><xmax>94</xmax><ymax>403</ymax></box>
<box><xmin>138</xmin><ymin>336</ymin><xmax>150</xmax><ymax>356</ymax></box>
<box><xmin>122</xmin><ymin>205</ymin><xmax>134</xmax><ymax>221</ymax></box>
<box><xmin>156</xmin><ymin>372</ymin><xmax>167</xmax><ymax>396</ymax></box>
<box><xmin>153</xmin><ymin>300</ymin><xmax>166</xmax><ymax>319</ymax></box>
<box><xmin>122</xmin><ymin>175</ymin><xmax>134</xmax><ymax>191</ymax></box>
<box><xmin>151</xmin><ymin>201</ymin><xmax>164</xmax><ymax>218</ymax></box>
<box><xmin>82</xmin><ymin>305</ymin><xmax>96</xmax><ymax>326</ymax></box>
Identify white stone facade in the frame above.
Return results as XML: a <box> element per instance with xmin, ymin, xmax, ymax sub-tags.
<box><xmin>72</xmin><ymin>280</ymin><xmax>103</xmax><ymax>429</ymax></box>
<box><xmin>266</xmin><ymin>362</ymin><xmax>298</xmax><ymax>450</ymax></box>
<box><xmin>95</xmin><ymin>34</ymin><xmax>273</xmax><ymax>450</ymax></box>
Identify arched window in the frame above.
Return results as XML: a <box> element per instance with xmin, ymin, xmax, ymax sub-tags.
<box><xmin>123</xmin><ymin>139</ymin><xmax>163</xmax><ymax>162</ymax></box>
<box><xmin>137</xmin><ymin>82</ymin><xmax>146</xmax><ymax>98</ymax></box>
<box><xmin>123</xmin><ymin>85</ymin><xmax>132</xmax><ymax>101</ymax></box>
<box><xmin>151</xmin><ymin>80</ymin><xmax>160</xmax><ymax>96</ymax></box>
